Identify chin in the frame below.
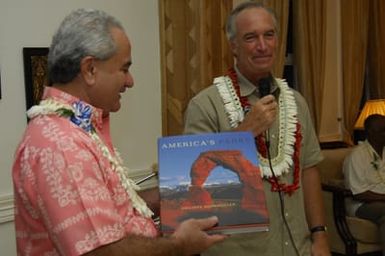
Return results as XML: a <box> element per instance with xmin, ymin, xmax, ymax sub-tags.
<box><xmin>254</xmin><ymin>65</ymin><xmax>273</xmax><ymax>74</ymax></box>
<box><xmin>110</xmin><ymin>103</ymin><xmax>122</xmax><ymax>113</ymax></box>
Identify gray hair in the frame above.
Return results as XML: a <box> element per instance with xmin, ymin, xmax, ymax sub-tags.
<box><xmin>225</xmin><ymin>2</ymin><xmax>278</xmax><ymax>41</ymax></box>
<box><xmin>48</xmin><ymin>8</ymin><xmax>124</xmax><ymax>84</ymax></box>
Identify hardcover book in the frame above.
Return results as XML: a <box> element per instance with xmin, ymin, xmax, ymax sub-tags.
<box><xmin>157</xmin><ymin>131</ymin><xmax>269</xmax><ymax>235</ymax></box>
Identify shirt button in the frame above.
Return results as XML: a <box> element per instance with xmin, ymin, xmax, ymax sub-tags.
<box><xmin>285</xmin><ymin>212</ymin><xmax>289</xmax><ymax>217</ymax></box>
<box><xmin>285</xmin><ymin>241</ymin><xmax>289</xmax><ymax>246</ymax></box>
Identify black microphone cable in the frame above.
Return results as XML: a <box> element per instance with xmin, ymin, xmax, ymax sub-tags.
<box><xmin>259</xmin><ymin>76</ymin><xmax>300</xmax><ymax>256</ymax></box>
<box><xmin>264</xmin><ymin>135</ymin><xmax>300</xmax><ymax>256</ymax></box>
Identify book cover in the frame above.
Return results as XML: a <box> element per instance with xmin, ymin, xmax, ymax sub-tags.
<box><xmin>157</xmin><ymin>131</ymin><xmax>269</xmax><ymax>235</ymax></box>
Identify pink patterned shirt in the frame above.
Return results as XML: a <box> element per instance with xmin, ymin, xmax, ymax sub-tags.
<box><xmin>12</xmin><ymin>87</ymin><xmax>157</xmax><ymax>256</ymax></box>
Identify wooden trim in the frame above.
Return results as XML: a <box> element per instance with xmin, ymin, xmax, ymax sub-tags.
<box><xmin>320</xmin><ymin>141</ymin><xmax>350</xmax><ymax>149</ymax></box>
<box><xmin>0</xmin><ymin>194</ymin><xmax>14</xmax><ymax>224</ymax></box>
<box><xmin>158</xmin><ymin>0</ymin><xmax>168</xmax><ymax>136</ymax></box>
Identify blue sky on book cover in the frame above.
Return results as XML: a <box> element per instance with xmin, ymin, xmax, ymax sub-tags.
<box><xmin>158</xmin><ymin>131</ymin><xmax>259</xmax><ymax>188</ymax></box>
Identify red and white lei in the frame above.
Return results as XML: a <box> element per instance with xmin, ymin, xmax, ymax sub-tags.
<box><xmin>215</xmin><ymin>68</ymin><xmax>302</xmax><ymax>194</ymax></box>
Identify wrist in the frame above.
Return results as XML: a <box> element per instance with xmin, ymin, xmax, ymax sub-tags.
<box><xmin>170</xmin><ymin>234</ymin><xmax>186</xmax><ymax>256</ymax></box>
<box><xmin>310</xmin><ymin>225</ymin><xmax>327</xmax><ymax>234</ymax></box>
<box><xmin>310</xmin><ymin>225</ymin><xmax>328</xmax><ymax>242</ymax></box>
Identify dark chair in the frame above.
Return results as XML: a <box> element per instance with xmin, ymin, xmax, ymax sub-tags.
<box><xmin>318</xmin><ymin>147</ymin><xmax>382</xmax><ymax>256</ymax></box>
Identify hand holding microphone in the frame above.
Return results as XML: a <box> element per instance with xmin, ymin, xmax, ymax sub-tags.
<box><xmin>235</xmin><ymin>76</ymin><xmax>277</xmax><ymax>137</ymax></box>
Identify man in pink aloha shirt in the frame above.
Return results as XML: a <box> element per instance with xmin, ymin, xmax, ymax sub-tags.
<box><xmin>12</xmin><ymin>8</ymin><xmax>225</xmax><ymax>256</ymax></box>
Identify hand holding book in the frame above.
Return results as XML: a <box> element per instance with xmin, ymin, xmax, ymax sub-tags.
<box><xmin>158</xmin><ymin>131</ymin><xmax>269</xmax><ymax>235</ymax></box>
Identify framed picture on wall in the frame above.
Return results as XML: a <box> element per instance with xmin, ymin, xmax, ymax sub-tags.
<box><xmin>23</xmin><ymin>47</ymin><xmax>49</xmax><ymax>111</ymax></box>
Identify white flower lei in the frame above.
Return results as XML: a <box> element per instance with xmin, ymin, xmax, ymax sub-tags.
<box><xmin>28</xmin><ymin>99</ymin><xmax>154</xmax><ymax>218</ymax></box>
<box><xmin>215</xmin><ymin>76</ymin><xmax>298</xmax><ymax>178</ymax></box>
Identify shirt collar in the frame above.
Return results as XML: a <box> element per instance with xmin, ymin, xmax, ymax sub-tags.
<box><xmin>362</xmin><ymin>140</ymin><xmax>385</xmax><ymax>159</ymax></box>
<box><xmin>234</xmin><ymin>65</ymin><xmax>279</xmax><ymax>97</ymax></box>
<box><xmin>42</xmin><ymin>86</ymin><xmax>104</xmax><ymax>130</ymax></box>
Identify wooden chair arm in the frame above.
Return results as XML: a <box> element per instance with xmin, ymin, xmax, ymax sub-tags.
<box><xmin>322</xmin><ymin>181</ymin><xmax>353</xmax><ymax>197</ymax></box>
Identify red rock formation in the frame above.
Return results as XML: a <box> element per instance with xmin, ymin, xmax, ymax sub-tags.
<box><xmin>185</xmin><ymin>150</ymin><xmax>266</xmax><ymax>215</ymax></box>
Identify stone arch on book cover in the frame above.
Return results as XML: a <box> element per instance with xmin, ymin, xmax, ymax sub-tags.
<box><xmin>183</xmin><ymin>150</ymin><xmax>267</xmax><ymax>216</ymax></box>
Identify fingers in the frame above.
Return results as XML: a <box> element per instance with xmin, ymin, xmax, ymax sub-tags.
<box><xmin>258</xmin><ymin>95</ymin><xmax>277</xmax><ymax>112</ymax></box>
<box><xmin>259</xmin><ymin>94</ymin><xmax>275</xmax><ymax>104</ymax></box>
<box><xmin>241</xmin><ymin>96</ymin><xmax>276</xmax><ymax>135</ymax></box>
<box><xmin>197</xmin><ymin>217</ymin><xmax>227</xmax><ymax>246</ymax></box>
<box><xmin>205</xmin><ymin>233</ymin><xmax>227</xmax><ymax>245</ymax></box>
<box><xmin>172</xmin><ymin>216</ymin><xmax>227</xmax><ymax>255</ymax></box>
<box><xmin>194</xmin><ymin>216</ymin><xmax>219</xmax><ymax>230</ymax></box>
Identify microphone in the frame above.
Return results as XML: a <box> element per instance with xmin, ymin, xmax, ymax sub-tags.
<box><xmin>258</xmin><ymin>76</ymin><xmax>272</xmax><ymax>147</ymax></box>
<box><xmin>259</xmin><ymin>76</ymin><xmax>271</xmax><ymax>98</ymax></box>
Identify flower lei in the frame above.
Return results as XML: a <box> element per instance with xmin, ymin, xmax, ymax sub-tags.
<box><xmin>362</xmin><ymin>142</ymin><xmax>385</xmax><ymax>184</ymax></box>
<box><xmin>371</xmin><ymin>152</ymin><xmax>380</xmax><ymax>171</ymax></box>
<box><xmin>215</xmin><ymin>68</ymin><xmax>302</xmax><ymax>195</ymax></box>
<box><xmin>366</xmin><ymin>142</ymin><xmax>382</xmax><ymax>172</ymax></box>
<box><xmin>27</xmin><ymin>99</ymin><xmax>154</xmax><ymax>218</ymax></box>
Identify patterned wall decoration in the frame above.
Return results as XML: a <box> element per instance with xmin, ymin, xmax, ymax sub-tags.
<box><xmin>159</xmin><ymin>0</ymin><xmax>233</xmax><ymax>136</ymax></box>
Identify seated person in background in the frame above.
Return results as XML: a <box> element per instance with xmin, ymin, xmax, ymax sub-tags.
<box><xmin>343</xmin><ymin>114</ymin><xmax>385</xmax><ymax>254</ymax></box>
<box><xmin>12</xmin><ymin>8</ymin><xmax>225</xmax><ymax>256</ymax></box>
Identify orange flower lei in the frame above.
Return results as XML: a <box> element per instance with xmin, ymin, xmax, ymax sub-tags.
<box><xmin>227</xmin><ymin>68</ymin><xmax>302</xmax><ymax>195</ymax></box>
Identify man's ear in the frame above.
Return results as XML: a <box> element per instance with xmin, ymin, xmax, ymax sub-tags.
<box><xmin>229</xmin><ymin>40</ymin><xmax>238</xmax><ymax>57</ymax></box>
<box><xmin>80</xmin><ymin>56</ymin><xmax>96</xmax><ymax>85</ymax></box>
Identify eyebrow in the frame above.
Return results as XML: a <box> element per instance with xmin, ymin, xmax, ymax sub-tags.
<box><xmin>243</xmin><ymin>29</ymin><xmax>276</xmax><ymax>37</ymax></box>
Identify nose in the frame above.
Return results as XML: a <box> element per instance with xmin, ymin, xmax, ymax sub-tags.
<box><xmin>256</xmin><ymin>35</ymin><xmax>267</xmax><ymax>51</ymax></box>
<box><xmin>125</xmin><ymin>72</ymin><xmax>134</xmax><ymax>88</ymax></box>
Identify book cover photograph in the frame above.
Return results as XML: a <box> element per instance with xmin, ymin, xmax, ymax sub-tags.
<box><xmin>157</xmin><ymin>131</ymin><xmax>269</xmax><ymax>235</ymax></box>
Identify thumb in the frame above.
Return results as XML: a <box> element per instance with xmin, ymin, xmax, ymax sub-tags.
<box><xmin>259</xmin><ymin>94</ymin><xmax>275</xmax><ymax>104</ymax></box>
<box><xmin>196</xmin><ymin>216</ymin><xmax>219</xmax><ymax>230</ymax></box>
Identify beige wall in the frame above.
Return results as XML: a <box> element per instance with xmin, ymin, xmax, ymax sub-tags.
<box><xmin>0</xmin><ymin>1</ymin><xmax>161</xmax><ymax>255</ymax></box>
